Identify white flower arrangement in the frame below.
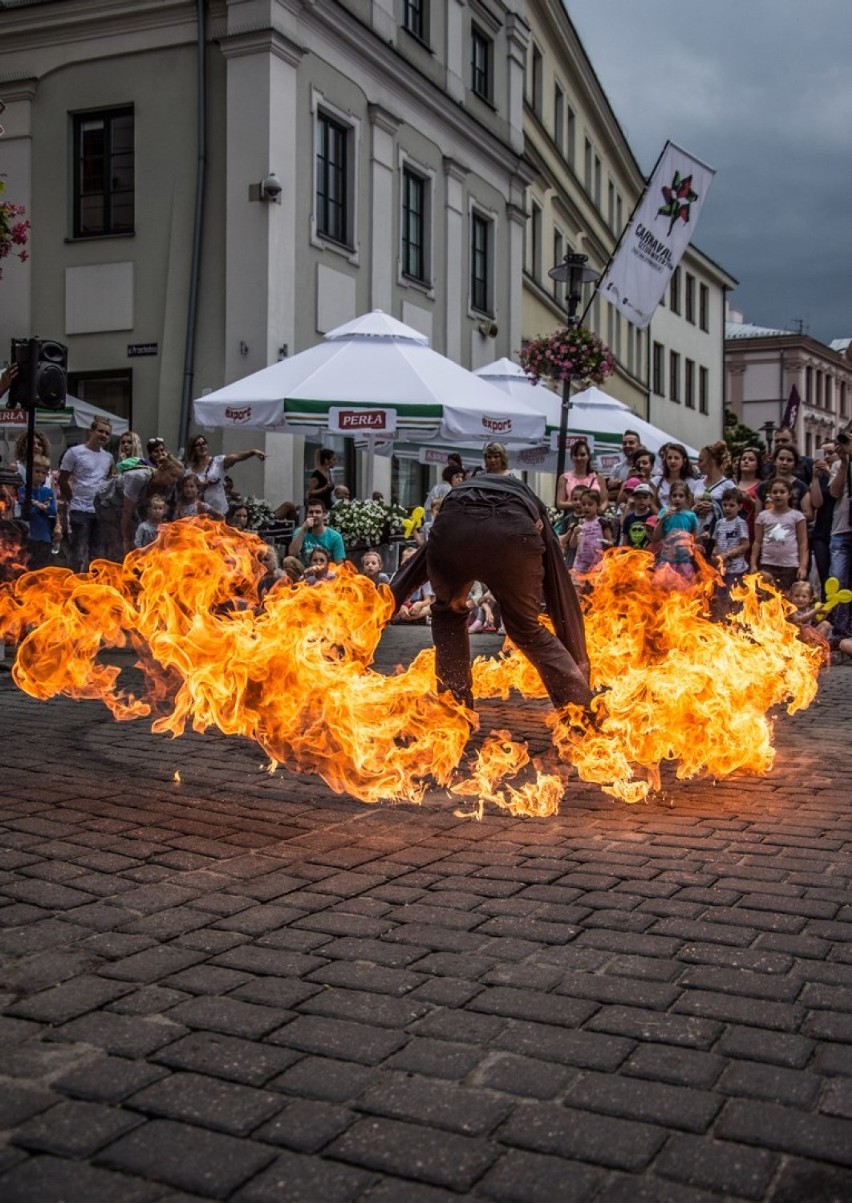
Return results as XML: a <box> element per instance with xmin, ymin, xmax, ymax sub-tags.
<box><xmin>242</xmin><ymin>495</ymin><xmax>276</xmax><ymax>530</ymax></box>
<box><xmin>328</xmin><ymin>499</ymin><xmax>408</xmax><ymax>547</ymax></box>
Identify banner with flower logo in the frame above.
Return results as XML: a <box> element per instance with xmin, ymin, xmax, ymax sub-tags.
<box><xmin>599</xmin><ymin>141</ymin><xmax>716</xmax><ymax>329</ymax></box>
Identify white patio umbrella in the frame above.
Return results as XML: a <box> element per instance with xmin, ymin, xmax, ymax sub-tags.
<box><xmin>194</xmin><ymin>311</ymin><xmax>546</xmax><ymax>446</ymax></box>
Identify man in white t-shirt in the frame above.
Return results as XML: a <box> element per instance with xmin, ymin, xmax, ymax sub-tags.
<box><xmin>58</xmin><ymin>418</ymin><xmax>115</xmax><ymax>571</ymax></box>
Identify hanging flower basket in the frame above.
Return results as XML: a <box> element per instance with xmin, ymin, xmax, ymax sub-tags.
<box><xmin>0</xmin><ymin>179</ymin><xmax>30</xmax><ymax>280</ymax></box>
<box><xmin>519</xmin><ymin>324</ymin><xmax>616</xmax><ymax>386</ymax></box>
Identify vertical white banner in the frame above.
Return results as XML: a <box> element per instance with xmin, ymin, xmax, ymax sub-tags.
<box><xmin>599</xmin><ymin>142</ymin><xmax>716</xmax><ymax>329</ymax></box>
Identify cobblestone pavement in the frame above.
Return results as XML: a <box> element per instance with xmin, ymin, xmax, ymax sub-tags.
<box><xmin>0</xmin><ymin>627</ymin><xmax>851</xmax><ymax>1203</ymax></box>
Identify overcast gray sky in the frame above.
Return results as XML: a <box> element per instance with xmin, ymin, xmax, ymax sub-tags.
<box><xmin>567</xmin><ymin>0</ymin><xmax>852</xmax><ymax>345</ymax></box>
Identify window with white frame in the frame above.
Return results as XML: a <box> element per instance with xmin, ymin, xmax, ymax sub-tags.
<box><xmin>402</xmin><ymin>0</ymin><xmax>428</xmax><ymax>42</ymax></box>
<box><xmin>685</xmin><ymin>358</ymin><xmax>695</xmax><ymax>408</ymax></box>
<box><xmin>401</xmin><ymin>166</ymin><xmax>429</xmax><ymax>283</ymax></box>
<box><xmin>73</xmin><ymin>107</ymin><xmax>134</xmax><ymax>237</ymax></box>
<box><xmin>316</xmin><ymin>109</ymin><xmax>351</xmax><ymax>246</ymax></box>
<box><xmin>553</xmin><ymin>82</ymin><xmax>564</xmax><ymax>154</ymax></box>
<box><xmin>669</xmin><ymin>350</ymin><xmax>681</xmax><ymax>402</ymax></box>
<box><xmin>699</xmin><ymin>365</ymin><xmax>709</xmax><ymax>414</ymax></box>
<box><xmin>470</xmin><ymin>209</ymin><xmax>493</xmax><ymax>315</ymax></box>
<box><xmin>529</xmin><ymin>43</ymin><xmax>543</xmax><ymax>117</ymax></box>
<box><xmin>471</xmin><ymin>25</ymin><xmax>492</xmax><ymax>102</ymax></box>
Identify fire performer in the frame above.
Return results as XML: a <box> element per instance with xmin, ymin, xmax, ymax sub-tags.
<box><xmin>390</xmin><ymin>442</ymin><xmax>591</xmax><ymax>712</ymax></box>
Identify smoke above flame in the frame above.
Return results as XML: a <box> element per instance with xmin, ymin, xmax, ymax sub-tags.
<box><xmin>0</xmin><ymin>521</ymin><xmax>821</xmax><ymax>815</ymax></box>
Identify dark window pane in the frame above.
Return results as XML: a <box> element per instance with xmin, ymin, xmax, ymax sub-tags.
<box><xmin>74</xmin><ymin>109</ymin><xmax>134</xmax><ymax>237</ymax></box>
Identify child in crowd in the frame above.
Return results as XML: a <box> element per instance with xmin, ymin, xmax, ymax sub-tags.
<box><xmin>416</xmin><ymin>497</ymin><xmax>443</xmax><ymax>545</ymax></box>
<box><xmin>750</xmin><ymin>476</ymin><xmax>808</xmax><ymax>592</ymax></box>
<box><xmin>280</xmin><ymin>555</ymin><xmax>305</xmax><ymax>584</ymax></box>
<box><xmin>18</xmin><ymin>455</ymin><xmax>57</xmax><ymax>570</ymax></box>
<box><xmin>787</xmin><ymin>580</ymin><xmax>833</xmax><ymax>662</ymax></box>
<box><xmin>713</xmin><ymin>487</ymin><xmax>750</xmax><ymax>586</ymax></box>
<box><xmin>569</xmin><ymin>488</ymin><xmax>613</xmax><ymax>578</ymax></box>
<box><xmin>226</xmin><ymin>503</ymin><xmax>250</xmax><ymax>530</ymax></box>
<box><xmin>390</xmin><ymin>545</ymin><xmax>433</xmax><ymax>623</ymax></box>
<box><xmin>651</xmin><ymin>479</ymin><xmax>699</xmax><ymax>585</ymax></box>
<box><xmin>134</xmin><ymin>495</ymin><xmax>168</xmax><ymax>548</ymax></box>
<box><xmin>174</xmin><ymin>474</ymin><xmax>223</xmax><ymax>521</ymax></box>
<box><xmin>257</xmin><ymin>544</ymin><xmax>282</xmax><ymax>599</ymax></box>
<box><xmin>620</xmin><ymin>482</ymin><xmax>655</xmax><ymax>549</ymax></box>
<box><xmin>305</xmin><ymin>546</ymin><xmax>336</xmax><ymax>584</ymax></box>
<box><xmin>467</xmin><ymin>582</ymin><xmax>500</xmax><ymax>633</ymax></box>
<box><xmin>360</xmin><ymin>548</ymin><xmax>390</xmax><ymax>586</ymax></box>
<box><xmin>557</xmin><ymin>484</ymin><xmax>586</xmax><ymax>565</ymax></box>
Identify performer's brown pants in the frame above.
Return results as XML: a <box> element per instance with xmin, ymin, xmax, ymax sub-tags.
<box><xmin>427</xmin><ymin>496</ymin><xmax>591</xmax><ymax>711</ymax></box>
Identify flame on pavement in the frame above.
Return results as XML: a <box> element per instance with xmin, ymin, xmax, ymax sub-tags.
<box><xmin>0</xmin><ymin>522</ymin><xmax>822</xmax><ymax>813</ymax></box>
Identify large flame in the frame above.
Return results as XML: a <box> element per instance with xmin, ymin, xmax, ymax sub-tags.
<box><xmin>0</xmin><ymin>522</ymin><xmax>822</xmax><ymax>813</ymax></box>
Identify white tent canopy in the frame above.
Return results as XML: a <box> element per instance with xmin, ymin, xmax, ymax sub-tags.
<box><xmin>473</xmin><ymin>360</ymin><xmax>699</xmax><ymax>460</ymax></box>
<box><xmin>194</xmin><ymin>311</ymin><xmax>546</xmax><ymax>446</ymax></box>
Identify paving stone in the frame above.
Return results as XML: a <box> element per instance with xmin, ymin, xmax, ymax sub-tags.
<box><xmin>473</xmin><ymin>1051</ymin><xmax>576</xmax><ymax>1100</ymax></box>
<box><xmin>565</xmin><ymin>1071</ymin><xmax>721</xmax><ymax>1133</ymax></box>
<box><xmin>233</xmin><ymin>1150</ymin><xmax>375</xmax><ymax>1203</ymax></box>
<box><xmin>715</xmin><ymin>1098</ymin><xmax>852</xmax><ymax>1167</ymax></box>
<box><xmin>672</xmin><ymin>989</ymin><xmax>805</xmax><ymax>1032</ymax></box>
<box><xmin>252</xmin><ymin>1098</ymin><xmax>356</xmax><ymax>1152</ymax></box>
<box><xmin>55</xmin><ymin>1055</ymin><xmax>170</xmax><ymax>1102</ymax></box>
<box><xmin>654</xmin><ymin>1134</ymin><xmax>778</xmax><ymax>1199</ymax></box>
<box><xmin>268</xmin><ymin>1014</ymin><xmax>406</xmax><ymax>1065</ymax></box>
<box><xmin>0</xmin><ymin>1081</ymin><xmax>57</xmax><ymax>1127</ymax></box>
<box><xmin>467</xmin><ymin>985</ymin><xmax>596</xmax><ymax>1028</ymax></box>
<box><xmin>49</xmin><ymin>1010</ymin><xmax>187</xmax><ymax>1057</ymax></box>
<box><xmin>385</xmin><ymin>1036</ymin><xmax>485</xmax><ymax>1080</ymax></box>
<box><xmin>211</xmin><ymin>945</ymin><xmax>327</xmax><ymax>977</ymax></box>
<box><xmin>498</xmin><ymin>1101</ymin><xmax>664</xmax><ymax>1171</ymax></box>
<box><xmin>412</xmin><ymin>1007</ymin><xmax>505</xmax><ymax>1045</ymax></box>
<box><xmin>359</xmin><ymin>1072</ymin><xmax>512</xmax><ymax>1136</ymax></box>
<box><xmin>715</xmin><ymin>1024</ymin><xmax>814</xmax><ymax>1069</ymax></box>
<box><xmin>11</xmin><ymin>1097</ymin><xmax>144</xmax><ymax>1156</ymax></box>
<box><xmin>586</xmin><ymin>1005</ymin><xmax>722</xmax><ymax>1049</ymax></box>
<box><xmin>769</xmin><ymin>1157</ymin><xmax>852</xmax><ymax>1202</ymax></box>
<box><xmin>0</xmin><ymin>1153</ymin><xmax>164</xmax><ymax>1203</ymax></box>
<box><xmin>153</xmin><ymin>1029</ymin><xmax>301</xmax><ymax>1085</ymax></box>
<box><xmin>621</xmin><ymin>1043</ymin><xmax>726</xmax><ymax>1089</ymax></box>
<box><xmin>128</xmin><ymin>1070</ymin><xmax>283</xmax><ymax>1136</ymax></box>
<box><xmin>230</xmin><ymin>977</ymin><xmax>323</xmax><ymax>1010</ymax></box>
<box><xmin>108</xmin><ymin>985</ymin><xmax>190</xmax><ymax>1015</ymax></box>
<box><xmin>165</xmin><ymin>995</ymin><xmax>291</xmax><ymax>1039</ymax></box>
<box><xmin>820</xmin><ymin>1078</ymin><xmax>852</xmax><ymax>1120</ymax></box>
<box><xmin>269</xmin><ymin>1055</ymin><xmax>375</xmax><ymax>1102</ymax></box>
<box><xmin>99</xmin><ymin>946</ymin><xmax>207</xmax><ymax>983</ymax></box>
<box><xmin>299</xmin><ymin>986</ymin><xmax>429</xmax><ymax>1029</ymax></box>
<box><xmin>478</xmin><ymin>1148</ymin><xmax>607</xmax><ymax>1203</ymax></box>
<box><xmin>306</xmin><ymin>960</ymin><xmax>425</xmax><ymax>996</ymax></box>
<box><xmin>97</xmin><ymin>1117</ymin><xmax>277</xmax><ymax>1198</ymax></box>
<box><xmin>495</xmin><ymin>1021</ymin><xmax>633</xmax><ymax>1072</ymax></box>
<box><xmin>718</xmin><ymin>1060</ymin><xmax>822</xmax><ymax>1109</ymax></box>
<box><xmin>555</xmin><ymin>969</ymin><xmax>680</xmax><ymax>1009</ymax></box>
<box><xmin>327</xmin><ymin>1115</ymin><xmax>498</xmax><ymax>1190</ymax></box>
<box><xmin>5</xmin><ymin>974</ymin><xmax>133</xmax><ymax>1022</ymax></box>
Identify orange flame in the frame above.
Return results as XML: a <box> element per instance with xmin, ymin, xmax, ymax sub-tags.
<box><xmin>0</xmin><ymin>523</ymin><xmax>822</xmax><ymax>813</ymax></box>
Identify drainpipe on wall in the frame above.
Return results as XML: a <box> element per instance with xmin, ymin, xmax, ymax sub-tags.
<box><xmin>178</xmin><ymin>0</ymin><xmax>208</xmax><ymax>456</ymax></box>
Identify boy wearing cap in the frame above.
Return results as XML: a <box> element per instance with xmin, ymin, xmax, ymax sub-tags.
<box><xmin>621</xmin><ymin>483</ymin><xmax>656</xmax><ymax>549</ymax></box>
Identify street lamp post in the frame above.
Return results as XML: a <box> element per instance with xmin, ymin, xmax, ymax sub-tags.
<box><xmin>547</xmin><ymin>252</ymin><xmax>600</xmax><ymax>502</ymax></box>
<box><xmin>761</xmin><ymin>420</ymin><xmax>776</xmax><ymax>455</ymax></box>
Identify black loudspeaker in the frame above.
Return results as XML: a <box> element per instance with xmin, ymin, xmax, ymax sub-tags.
<box><xmin>9</xmin><ymin>338</ymin><xmax>68</xmax><ymax>410</ymax></box>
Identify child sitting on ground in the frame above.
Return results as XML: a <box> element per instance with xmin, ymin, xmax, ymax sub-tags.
<box><xmin>305</xmin><ymin>546</ymin><xmax>336</xmax><ymax>584</ymax></box>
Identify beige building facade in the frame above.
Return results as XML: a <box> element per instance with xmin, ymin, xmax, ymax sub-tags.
<box><xmin>520</xmin><ymin>0</ymin><xmax>735</xmax><ymax>489</ymax></box>
<box><xmin>726</xmin><ymin>313</ymin><xmax>852</xmax><ymax>455</ymax></box>
<box><xmin>0</xmin><ymin>0</ymin><xmax>532</xmax><ymax>504</ymax></box>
